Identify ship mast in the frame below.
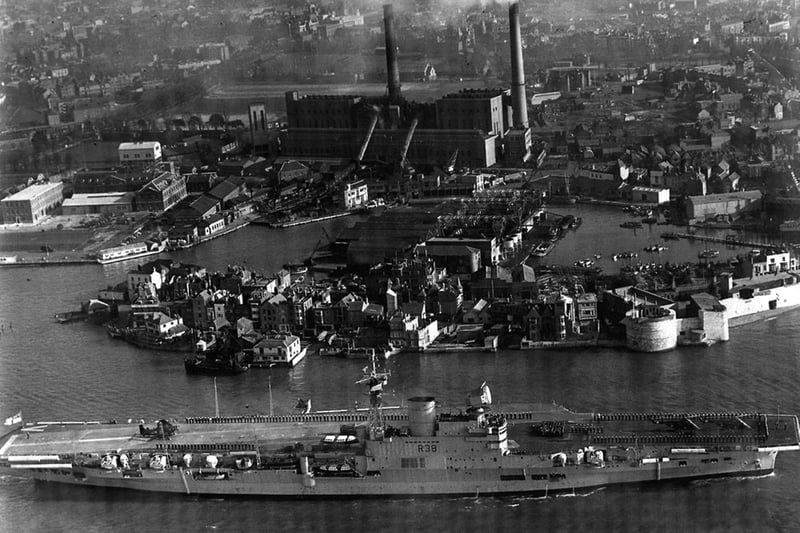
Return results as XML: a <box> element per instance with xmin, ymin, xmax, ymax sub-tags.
<box><xmin>355</xmin><ymin>352</ymin><xmax>390</xmax><ymax>429</ymax></box>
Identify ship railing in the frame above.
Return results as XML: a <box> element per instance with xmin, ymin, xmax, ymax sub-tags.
<box><xmin>153</xmin><ymin>442</ymin><xmax>257</xmax><ymax>453</ymax></box>
<box><xmin>184</xmin><ymin>413</ymin><xmax>409</xmax><ymax>425</ymax></box>
<box><xmin>593</xmin><ymin>412</ymin><xmax>762</xmax><ymax>422</ymax></box>
<box><xmin>591</xmin><ymin>433</ymin><xmax>769</xmax><ymax>445</ymax></box>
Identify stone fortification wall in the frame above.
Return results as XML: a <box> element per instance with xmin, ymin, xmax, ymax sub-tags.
<box><xmin>624</xmin><ymin>310</ymin><xmax>678</xmax><ymax>352</ymax></box>
<box><xmin>721</xmin><ymin>283</ymin><xmax>800</xmax><ymax>323</ymax></box>
<box><xmin>700</xmin><ymin>308</ymin><xmax>729</xmax><ymax>341</ymax></box>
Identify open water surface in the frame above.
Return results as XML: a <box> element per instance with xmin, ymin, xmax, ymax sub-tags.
<box><xmin>0</xmin><ymin>206</ymin><xmax>799</xmax><ymax>532</ymax></box>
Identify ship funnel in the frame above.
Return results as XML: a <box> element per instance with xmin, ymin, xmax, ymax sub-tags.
<box><xmin>509</xmin><ymin>2</ymin><xmax>528</xmax><ymax>128</ymax></box>
<box><xmin>383</xmin><ymin>4</ymin><xmax>401</xmax><ymax>102</ymax></box>
<box><xmin>407</xmin><ymin>396</ymin><xmax>436</xmax><ymax>437</ymax></box>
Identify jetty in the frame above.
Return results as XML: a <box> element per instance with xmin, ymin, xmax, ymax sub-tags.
<box><xmin>673</xmin><ymin>232</ymin><xmax>780</xmax><ymax>250</ymax></box>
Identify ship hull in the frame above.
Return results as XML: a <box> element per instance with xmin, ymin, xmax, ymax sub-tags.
<box><xmin>1</xmin><ymin>454</ymin><xmax>778</xmax><ymax>498</ymax></box>
<box><xmin>1</xmin><ymin>407</ymin><xmax>796</xmax><ymax>498</ymax></box>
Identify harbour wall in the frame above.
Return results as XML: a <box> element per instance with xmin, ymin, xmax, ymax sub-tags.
<box><xmin>721</xmin><ymin>283</ymin><xmax>800</xmax><ymax>323</ymax></box>
<box><xmin>625</xmin><ymin>281</ymin><xmax>799</xmax><ymax>352</ymax></box>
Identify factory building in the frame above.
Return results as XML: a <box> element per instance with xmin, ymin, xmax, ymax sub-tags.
<box><xmin>0</xmin><ymin>182</ymin><xmax>64</xmax><ymax>224</ymax></box>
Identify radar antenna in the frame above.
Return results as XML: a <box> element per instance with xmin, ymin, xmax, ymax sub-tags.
<box><xmin>355</xmin><ymin>352</ymin><xmax>390</xmax><ymax>428</ymax></box>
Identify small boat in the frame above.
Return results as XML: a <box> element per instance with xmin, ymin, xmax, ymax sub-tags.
<box><xmin>531</xmin><ymin>242</ymin><xmax>554</xmax><ymax>257</ymax></box>
<box><xmin>698</xmin><ymin>249</ymin><xmax>720</xmax><ymax>259</ymax></box>
<box><xmin>54</xmin><ymin>310</ymin><xmax>88</xmax><ymax>323</ymax></box>
<box><xmin>660</xmin><ymin>232</ymin><xmax>680</xmax><ymax>240</ymax></box>
<box><xmin>643</xmin><ymin>245</ymin><xmax>667</xmax><ymax>253</ymax></box>
<box><xmin>620</xmin><ymin>221</ymin><xmax>642</xmax><ymax>229</ymax></box>
<box><xmin>613</xmin><ymin>251</ymin><xmax>638</xmax><ymax>261</ymax></box>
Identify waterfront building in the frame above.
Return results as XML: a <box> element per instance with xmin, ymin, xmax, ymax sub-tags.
<box><xmin>200</xmin><ymin>213</ymin><xmax>226</xmax><ymax>236</ymax></box>
<box><xmin>61</xmin><ymin>192</ymin><xmax>135</xmax><ymax>215</ymax></box>
<box><xmin>0</xmin><ymin>182</ymin><xmax>64</xmax><ymax>224</ymax></box>
<box><xmin>143</xmin><ymin>311</ymin><xmax>188</xmax><ymax>343</ymax></box>
<box><xmin>747</xmin><ymin>251</ymin><xmax>796</xmax><ymax>277</ymax></box>
<box><xmin>135</xmin><ymin>171</ymin><xmax>187</xmax><ymax>212</ymax></box>
<box><xmin>252</xmin><ymin>334</ymin><xmax>305</xmax><ymax>367</ymax></box>
<box><xmin>625</xmin><ymin>186</ymin><xmax>670</xmax><ymax>205</ymax></box>
<box><xmin>685</xmin><ymin>191</ymin><xmax>762</xmax><ymax>222</ymax></box>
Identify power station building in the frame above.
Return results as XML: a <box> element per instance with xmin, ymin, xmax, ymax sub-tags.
<box><xmin>277</xmin><ymin>3</ymin><xmax>532</xmax><ymax>169</ymax></box>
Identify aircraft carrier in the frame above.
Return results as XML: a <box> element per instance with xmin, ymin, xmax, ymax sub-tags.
<box><xmin>1</xmin><ymin>375</ymin><xmax>798</xmax><ymax>498</ymax></box>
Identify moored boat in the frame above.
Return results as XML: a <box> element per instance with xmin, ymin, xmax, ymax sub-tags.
<box><xmin>184</xmin><ymin>355</ymin><xmax>249</xmax><ymax>375</ymax></box>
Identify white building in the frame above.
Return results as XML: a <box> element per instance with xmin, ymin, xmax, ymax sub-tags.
<box><xmin>252</xmin><ymin>334</ymin><xmax>306</xmax><ymax>366</ymax></box>
<box><xmin>119</xmin><ymin>141</ymin><xmax>162</xmax><ymax>165</ymax></box>
<box><xmin>0</xmin><ymin>182</ymin><xmax>64</xmax><ymax>224</ymax></box>
<box><xmin>343</xmin><ymin>180</ymin><xmax>368</xmax><ymax>209</ymax></box>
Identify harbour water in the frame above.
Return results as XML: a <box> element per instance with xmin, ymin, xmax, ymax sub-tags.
<box><xmin>1</xmin><ymin>206</ymin><xmax>799</xmax><ymax>532</ymax></box>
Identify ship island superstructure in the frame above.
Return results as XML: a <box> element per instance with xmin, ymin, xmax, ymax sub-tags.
<box><xmin>1</xmin><ymin>376</ymin><xmax>798</xmax><ymax>498</ymax></box>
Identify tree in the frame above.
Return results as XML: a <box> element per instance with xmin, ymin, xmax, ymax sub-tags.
<box><xmin>188</xmin><ymin>115</ymin><xmax>203</xmax><ymax>131</ymax></box>
<box><xmin>209</xmin><ymin>113</ymin><xmax>225</xmax><ymax>130</ymax></box>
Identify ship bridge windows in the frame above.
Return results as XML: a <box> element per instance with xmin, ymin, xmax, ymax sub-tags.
<box><xmin>401</xmin><ymin>457</ymin><xmax>426</xmax><ymax>469</ymax></box>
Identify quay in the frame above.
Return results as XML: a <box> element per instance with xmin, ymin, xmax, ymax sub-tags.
<box><xmin>252</xmin><ymin>211</ymin><xmax>359</xmax><ymax>228</ymax></box>
<box><xmin>674</xmin><ymin>232</ymin><xmax>780</xmax><ymax>250</ymax></box>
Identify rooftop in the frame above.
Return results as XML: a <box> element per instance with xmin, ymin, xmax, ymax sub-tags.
<box><xmin>688</xmin><ymin>190</ymin><xmax>763</xmax><ymax>205</ymax></box>
<box><xmin>62</xmin><ymin>192</ymin><xmax>135</xmax><ymax>206</ymax></box>
<box><xmin>1</xmin><ymin>182</ymin><xmax>62</xmax><ymax>202</ymax></box>
<box><xmin>119</xmin><ymin>141</ymin><xmax>161</xmax><ymax>150</ymax></box>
